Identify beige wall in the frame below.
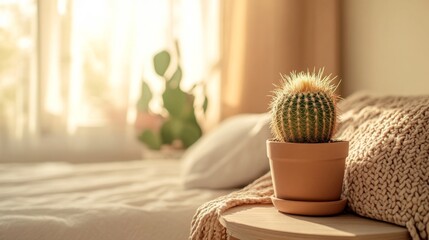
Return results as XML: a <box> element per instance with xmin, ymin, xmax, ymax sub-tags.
<box><xmin>342</xmin><ymin>0</ymin><xmax>429</xmax><ymax>96</ymax></box>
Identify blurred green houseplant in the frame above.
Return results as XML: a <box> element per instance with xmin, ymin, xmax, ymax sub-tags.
<box><xmin>136</xmin><ymin>43</ymin><xmax>208</xmax><ymax>150</ymax></box>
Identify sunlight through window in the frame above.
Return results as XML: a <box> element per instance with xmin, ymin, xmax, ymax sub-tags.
<box><xmin>0</xmin><ymin>0</ymin><xmax>219</xmax><ymax>161</ymax></box>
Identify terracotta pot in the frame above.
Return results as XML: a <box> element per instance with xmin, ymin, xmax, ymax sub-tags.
<box><xmin>267</xmin><ymin>140</ymin><xmax>349</xmax><ymax>202</ymax></box>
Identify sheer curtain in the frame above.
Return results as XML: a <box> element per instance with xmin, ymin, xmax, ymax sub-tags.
<box><xmin>0</xmin><ymin>0</ymin><xmax>220</xmax><ymax>162</ymax></box>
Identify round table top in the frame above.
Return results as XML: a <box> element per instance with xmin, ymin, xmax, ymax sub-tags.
<box><xmin>219</xmin><ymin>204</ymin><xmax>409</xmax><ymax>240</ymax></box>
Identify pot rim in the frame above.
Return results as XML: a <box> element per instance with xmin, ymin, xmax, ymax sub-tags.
<box><xmin>266</xmin><ymin>139</ymin><xmax>349</xmax><ymax>160</ymax></box>
<box><xmin>266</xmin><ymin>139</ymin><xmax>349</xmax><ymax>145</ymax></box>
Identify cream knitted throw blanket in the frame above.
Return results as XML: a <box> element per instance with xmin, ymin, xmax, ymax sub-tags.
<box><xmin>338</xmin><ymin>93</ymin><xmax>429</xmax><ymax>240</ymax></box>
<box><xmin>189</xmin><ymin>93</ymin><xmax>429</xmax><ymax>240</ymax></box>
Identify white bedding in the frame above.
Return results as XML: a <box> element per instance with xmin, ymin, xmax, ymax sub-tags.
<box><xmin>0</xmin><ymin>160</ymin><xmax>232</xmax><ymax>240</ymax></box>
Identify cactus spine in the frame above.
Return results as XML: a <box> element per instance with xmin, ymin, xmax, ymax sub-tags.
<box><xmin>270</xmin><ymin>69</ymin><xmax>339</xmax><ymax>143</ymax></box>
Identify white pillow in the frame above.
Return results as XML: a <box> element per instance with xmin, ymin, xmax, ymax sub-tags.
<box><xmin>181</xmin><ymin>113</ymin><xmax>271</xmax><ymax>189</ymax></box>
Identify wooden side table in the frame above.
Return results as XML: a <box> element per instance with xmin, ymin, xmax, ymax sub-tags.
<box><xmin>220</xmin><ymin>204</ymin><xmax>410</xmax><ymax>240</ymax></box>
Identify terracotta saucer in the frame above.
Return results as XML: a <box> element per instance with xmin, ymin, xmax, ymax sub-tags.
<box><xmin>271</xmin><ymin>197</ymin><xmax>347</xmax><ymax>216</ymax></box>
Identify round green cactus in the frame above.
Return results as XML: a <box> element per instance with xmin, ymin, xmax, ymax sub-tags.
<box><xmin>269</xmin><ymin>69</ymin><xmax>339</xmax><ymax>143</ymax></box>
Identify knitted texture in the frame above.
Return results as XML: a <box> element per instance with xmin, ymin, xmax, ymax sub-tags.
<box><xmin>189</xmin><ymin>93</ymin><xmax>429</xmax><ymax>240</ymax></box>
<box><xmin>337</xmin><ymin>93</ymin><xmax>429</xmax><ymax>240</ymax></box>
<box><xmin>189</xmin><ymin>173</ymin><xmax>273</xmax><ymax>240</ymax></box>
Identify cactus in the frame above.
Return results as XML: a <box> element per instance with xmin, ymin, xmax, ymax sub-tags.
<box><xmin>269</xmin><ymin>69</ymin><xmax>339</xmax><ymax>143</ymax></box>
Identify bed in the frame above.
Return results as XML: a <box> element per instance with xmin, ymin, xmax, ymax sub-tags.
<box><xmin>0</xmin><ymin>160</ymin><xmax>232</xmax><ymax>240</ymax></box>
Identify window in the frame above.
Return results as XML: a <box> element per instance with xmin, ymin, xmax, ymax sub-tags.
<box><xmin>0</xmin><ymin>0</ymin><xmax>220</xmax><ymax>162</ymax></box>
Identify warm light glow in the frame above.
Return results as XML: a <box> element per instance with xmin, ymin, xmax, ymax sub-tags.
<box><xmin>0</xmin><ymin>0</ymin><xmax>220</xmax><ymax>141</ymax></box>
<box><xmin>73</xmin><ymin>0</ymin><xmax>108</xmax><ymax>38</ymax></box>
<box><xmin>224</xmin><ymin>0</ymin><xmax>247</xmax><ymax>110</ymax></box>
<box><xmin>57</xmin><ymin>0</ymin><xmax>67</xmax><ymax>15</ymax></box>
